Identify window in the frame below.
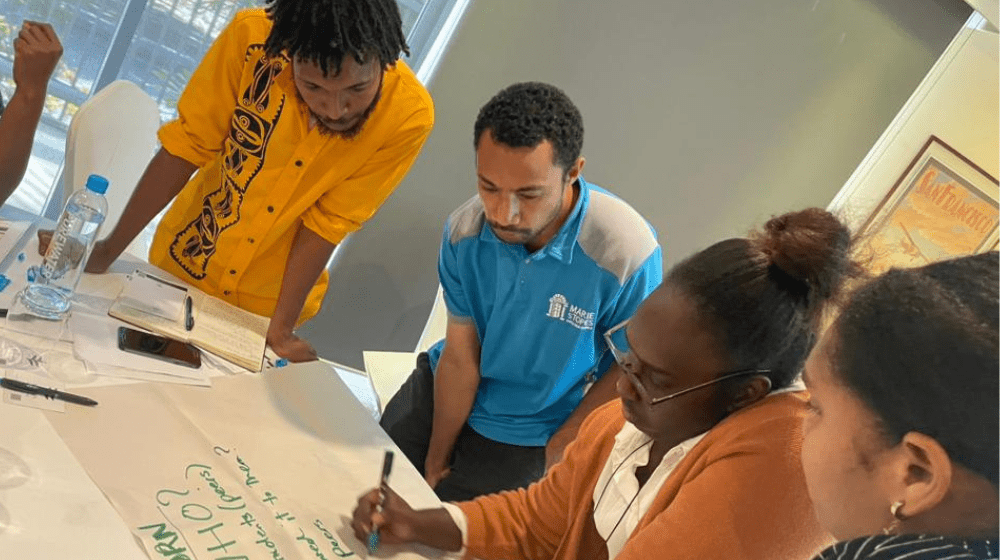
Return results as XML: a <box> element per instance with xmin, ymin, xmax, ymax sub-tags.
<box><xmin>0</xmin><ymin>0</ymin><xmax>464</xmax><ymax>223</ymax></box>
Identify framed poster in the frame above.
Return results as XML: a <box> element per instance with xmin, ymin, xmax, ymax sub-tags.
<box><xmin>856</xmin><ymin>136</ymin><xmax>999</xmax><ymax>274</ymax></box>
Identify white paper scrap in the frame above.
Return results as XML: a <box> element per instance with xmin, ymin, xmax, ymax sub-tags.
<box><xmin>118</xmin><ymin>272</ymin><xmax>186</xmax><ymax>321</ymax></box>
<box><xmin>69</xmin><ymin>312</ymin><xmax>210</xmax><ymax>382</ymax></box>
<box><xmin>2</xmin><ymin>370</ymin><xmax>66</xmax><ymax>412</ymax></box>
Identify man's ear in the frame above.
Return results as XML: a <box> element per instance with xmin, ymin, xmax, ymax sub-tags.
<box><xmin>894</xmin><ymin>431</ymin><xmax>953</xmax><ymax>519</ymax></box>
<box><xmin>564</xmin><ymin>156</ymin><xmax>585</xmax><ymax>185</ymax></box>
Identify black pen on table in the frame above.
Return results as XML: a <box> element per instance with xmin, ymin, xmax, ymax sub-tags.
<box><xmin>368</xmin><ymin>449</ymin><xmax>395</xmax><ymax>553</ymax></box>
<box><xmin>0</xmin><ymin>377</ymin><xmax>98</xmax><ymax>406</ymax></box>
<box><xmin>184</xmin><ymin>294</ymin><xmax>195</xmax><ymax>331</ymax></box>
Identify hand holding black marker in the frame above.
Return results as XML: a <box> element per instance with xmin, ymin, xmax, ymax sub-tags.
<box><xmin>0</xmin><ymin>377</ymin><xmax>98</xmax><ymax>406</ymax></box>
<box><xmin>368</xmin><ymin>450</ymin><xmax>394</xmax><ymax>553</ymax></box>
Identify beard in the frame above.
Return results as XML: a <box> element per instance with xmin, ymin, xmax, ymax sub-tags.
<box><xmin>487</xmin><ymin>183</ymin><xmax>571</xmax><ymax>248</ymax></box>
<box><xmin>296</xmin><ymin>79</ymin><xmax>383</xmax><ymax>140</ymax></box>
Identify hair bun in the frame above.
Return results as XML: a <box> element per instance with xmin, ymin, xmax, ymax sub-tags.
<box><xmin>754</xmin><ymin>207</ymin><xmax>854</xmax><ymax>302</ymax></box>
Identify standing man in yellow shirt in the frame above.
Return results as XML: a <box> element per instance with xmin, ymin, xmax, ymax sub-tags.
<box><xmin>42</xmin><ymin>0</ymin><xmax>434</xmax><ymax>362</ymax></box>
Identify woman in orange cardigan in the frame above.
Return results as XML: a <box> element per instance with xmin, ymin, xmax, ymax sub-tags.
<box><xmin>352</xmin><ymin>207</ymin><xmax>858</xmax><ymax>559</ymax></box>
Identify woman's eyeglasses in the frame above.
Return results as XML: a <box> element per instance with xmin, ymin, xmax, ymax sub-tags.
<box><xmin>603</xmin><ymin>319</ymin><xmax>772</xmax><ymax>406</ymax></box>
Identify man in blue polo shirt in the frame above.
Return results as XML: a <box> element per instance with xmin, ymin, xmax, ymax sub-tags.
<box><xmin>380</xmin><ymin>82</ymin><xmax>662</xmax><ymax>501</ymax></box>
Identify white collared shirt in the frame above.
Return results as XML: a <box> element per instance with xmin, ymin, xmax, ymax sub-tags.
<box><xmin>593</xmin><ymin>377</ymin><xmax>805</xmax><ymax>558</ymax></box>
<box><xmin>593</xmin><ymin>425</ymin><xmax>706</xmax><ymax>557</ymax></box>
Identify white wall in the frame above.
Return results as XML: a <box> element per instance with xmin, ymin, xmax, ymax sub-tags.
<box><xmin>301</xmin><ymin>0</ymin><xmax>972</xmax><ymax>368</ymax></box>
<box><xmin>963</xmin><ymin>0</ymin><xmax>998</xmax><ymax>27</ymax></box>
<box><xmin>830</xmin><ymin>24</ymin><xmax>998</xmax><ymax>229</ymax></box>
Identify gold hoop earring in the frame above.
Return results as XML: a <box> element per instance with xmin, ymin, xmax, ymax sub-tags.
<box><xmin>882</xmin><ymin>500</ymin><xmax>906</xmax><ymax>535</ymax></box>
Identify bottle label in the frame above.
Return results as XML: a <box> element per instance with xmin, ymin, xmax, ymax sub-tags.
<box><xmin>42</xmin><ymin>220</ymin><xmax>72</xmax><ymax>281</ymax></box>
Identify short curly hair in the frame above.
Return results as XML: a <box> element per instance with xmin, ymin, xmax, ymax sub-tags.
<box><xmin>474</xmin><ymin>82</ymin><xmax>584</xmax><ymax>175</ymax></box>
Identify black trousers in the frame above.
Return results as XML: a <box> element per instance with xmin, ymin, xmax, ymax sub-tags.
<box><xmin>379</xmin><ymin>353</ymin><xmax>545</xmax><ymax>502</ymax></box>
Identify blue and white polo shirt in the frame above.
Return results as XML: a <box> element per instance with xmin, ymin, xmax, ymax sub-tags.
<box><xmin>427</xmin><ymin>177</ymin><xmax>663</xmax><ymax>446</ymax></box>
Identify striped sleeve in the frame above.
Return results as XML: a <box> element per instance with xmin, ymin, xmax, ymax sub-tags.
<box><xmin>814</xmin><ymin>535</ymin><xmax>994</xmax><ymax>560</ymax></box>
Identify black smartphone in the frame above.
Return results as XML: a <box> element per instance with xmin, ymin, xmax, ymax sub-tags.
<box><xmin>117</xmin><ymin>327</ymin><xmax>201</xmax><ymax>369</ymax></box>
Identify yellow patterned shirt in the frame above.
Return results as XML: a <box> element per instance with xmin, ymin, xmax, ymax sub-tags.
<box><xmin>152</xmin><ymin>9</ymin><xmax>434</xmax><ymax>321</ymax></box>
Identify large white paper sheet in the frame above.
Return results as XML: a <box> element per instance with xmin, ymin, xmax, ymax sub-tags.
<box><xmin>0</xmin><ymin>402</ymin><xmax>148</xmax><ymax>559</ymax></box>
<box><xmin>45</xmin><ymin>362</ymin><xmax>444</xmax><ymax>560</ymax></box>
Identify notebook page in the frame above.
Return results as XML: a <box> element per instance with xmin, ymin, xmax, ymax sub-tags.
<box><xmin>191</xmin><ymin>294</ymin><xmax>268</xmax><ymax>371</ymax></box>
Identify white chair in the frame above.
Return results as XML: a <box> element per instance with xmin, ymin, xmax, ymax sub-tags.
<box><xmin>62</xmin><ymin>80</ymin><xmax>160</xmax><ymax>245</ymax></box>
<box><xmin>362</xmin><ymin>284</ymin><xmax>448</xmax><ymax>412</ymax></box>
<box><xmin>415</xmin><ymin>284</ymin><xmax>447</xmax><ymax>353</ymax></box>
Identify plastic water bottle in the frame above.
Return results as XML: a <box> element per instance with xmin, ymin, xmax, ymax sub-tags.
<box><xmin>21</xmin><ymin>174</ymin><xmax>109</xmax><ymax>319</ymax></box>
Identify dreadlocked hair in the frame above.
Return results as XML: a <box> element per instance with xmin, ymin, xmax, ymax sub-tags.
<box><xmin>263</xmin><ymin>0</ymin><xmax>409</xmax><ymax>76</ymax></box>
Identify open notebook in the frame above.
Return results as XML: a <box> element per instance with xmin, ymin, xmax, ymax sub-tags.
<box><xmin>108</xmin><ymin>270</ymin><xmax>268</xmax><ymax>372</ymax></box>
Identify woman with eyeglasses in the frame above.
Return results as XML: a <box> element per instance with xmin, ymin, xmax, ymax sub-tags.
<box><xmin>352</xmin><ymin>207</ymin><xmax>857</xmax><ymax>559</ymax></box>
<box><xmin>801</xmin><ymin>252</ymin><xmax>998</xmax><ymax>560</ymax></box>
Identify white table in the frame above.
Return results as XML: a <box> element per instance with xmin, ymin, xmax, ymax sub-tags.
<box><xmin>0</xmin><ymin>241</ymin><xmax>170</xmax><ymax>558</ymax></box>
<box><xmin>0</xmin><ymin>396</ymin><xmax>149</xmax><ymax>558</ymax></box>
<box><xmin>0</xmin><ymin>225</ymin><xmax>431</xmax><ymax>559</ymax></box>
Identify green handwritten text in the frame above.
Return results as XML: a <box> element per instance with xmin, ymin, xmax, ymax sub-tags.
<box><xmin>137</xmin><ymin>522</ymin><xmax>192</xmax><ymax>560</ymax></box>
<box><xmin>314</xmin><ymin>519</ymin><xmax>356</xmax><ymax>558</ymax></box>
<box><xmin>236</xmin><ymin>455</ymin><xmax>260</xmax><ymax>487</ymax></box>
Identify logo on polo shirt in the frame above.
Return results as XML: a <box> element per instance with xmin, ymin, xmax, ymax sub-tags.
<box><xmin>547</xmin><ymin>294</ymin><xmax>595</xmax><ymax>330</ymax></box>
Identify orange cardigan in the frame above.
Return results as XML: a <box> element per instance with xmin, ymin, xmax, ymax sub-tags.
<box><xmin>456</xmin><ymin>393</ymin><xmax>831</xmax><ymax>560</ymax></box>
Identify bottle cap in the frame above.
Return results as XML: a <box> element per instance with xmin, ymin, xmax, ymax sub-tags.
<box><xmin>85</xmin><ymin>174</ymin><xmax>109</xmax><ymax>195</ymax></box>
